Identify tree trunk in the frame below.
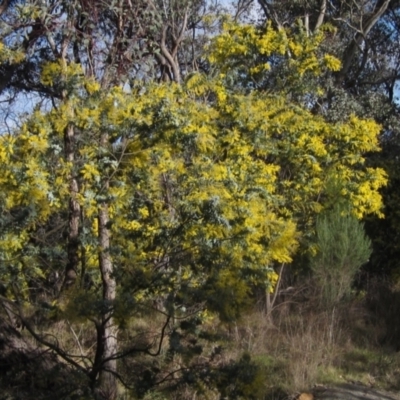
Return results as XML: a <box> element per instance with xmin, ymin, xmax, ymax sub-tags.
<box><xmin>265</xmin><ymin>263</ymin><xmax>285</xmax><ymax>324</ymax></box>
<box><xmin>97</xmin><ymin>201</ymin><xmax>118</xmax><ymax>399</ymax></box>
<box><xmin>63</xmin><ymin>124</ymin><xmax>79</xmax><ymax>290</ymax></box>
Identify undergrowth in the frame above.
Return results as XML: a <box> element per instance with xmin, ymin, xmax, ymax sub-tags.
<box><xmin>224</xmin><ymin>286</ymin><xmax>400</xmax><ymax>400</ymax></box>
<box><xmin>3</xmin><ymin>281</ymin><xmax>400</xmax><ymax>399</ymax></box>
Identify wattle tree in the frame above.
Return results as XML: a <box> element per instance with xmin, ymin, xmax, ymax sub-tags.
<box><xmin>0</xmin><ymin>12</ymin><xmax>386</xmax><ymax>400</ymax></box>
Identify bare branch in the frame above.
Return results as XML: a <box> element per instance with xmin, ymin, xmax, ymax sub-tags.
<box><xmin>67</xmin><ymin>319</ymin><xmax>92</xmax><ymax>369</ymax></box>
<box><xmin>0</xmin><ymin>296</ymin><xmax>90</xmax><ymax>376</ymax></box>
<box><xmin>160</xmin><ymin>24</ymin><xmax>181</xmax><ymax>83</ymax></box>
<box><xmin>336</xmin><ymin>0</ymin><xmax>392</xmax><ymax>84</ymax></box>
<box><xmin>314</xmin><ymin>0</ymin><xmax>327</xmax><ymax>31</ymax></box>
<box><xmin>257</xmin><ymin>0</ymin><xmax>283</xmax><ymax>29</ymax></box>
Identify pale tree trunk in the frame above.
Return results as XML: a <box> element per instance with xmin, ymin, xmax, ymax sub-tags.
<box><xmin>157</xmin><ymin>6</ymin><xmax>188</xmax><ymax>83</ymax></box>
<box><xmin>96</xmin><ymin>128</ymin><xmax>118</xmax><ymax>399</ymax></box>
<box><xmin>97</xmin><ymin>204</ymin><xmax>118</xmax><ymax>400</ymax></box>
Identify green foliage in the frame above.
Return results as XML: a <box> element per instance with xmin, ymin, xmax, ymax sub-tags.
<box><xmin>212</xmin><ymin>353</ymin><xmax>266</xmax><ymax>399</ymax></box>
<box><xmin>311</xmin><ymin>205</ymin><xmax>372</xmax><ymax>306</ymax></box>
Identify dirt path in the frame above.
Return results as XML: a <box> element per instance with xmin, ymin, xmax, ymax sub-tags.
<box><xmin>309</xmin><ymin>383</ymin><xmax>400</xmax><ymax>400</ymax></box>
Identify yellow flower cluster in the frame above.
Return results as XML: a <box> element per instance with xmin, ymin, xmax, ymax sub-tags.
<box><xmin>207</xmin><ymin>18</ymin><xmax>342</xmax><ymax>81</ymax></box>
<box><xmin>41</xmin><ymin>61</ymin><xmax>83</xmax><ymax>87</ymax></box>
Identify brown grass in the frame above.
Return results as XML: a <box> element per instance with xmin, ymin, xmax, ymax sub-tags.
<box><xmin>222</xmin><ymin>285</ymin><xmax>400</xmax><ymax>399</ymax></box>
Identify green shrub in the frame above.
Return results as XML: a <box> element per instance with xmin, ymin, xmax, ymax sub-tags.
<box><xmin>311</xmin><ymin>206</ymin><xmax>372</xmax><ymax>307</ymax></box>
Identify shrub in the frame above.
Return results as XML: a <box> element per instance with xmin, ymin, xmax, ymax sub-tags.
<box><xmin>311</xmin><ymin>206</ymin><xmax>372</xmax><ymax>307</ymax></box>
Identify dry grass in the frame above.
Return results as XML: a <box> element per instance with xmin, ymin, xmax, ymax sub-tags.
<box><xmin>224</xmin><ymin>290</ymin><xmax>400</xmax><ymax>399</ymax></box>
<box><xmin>227</xmin><ymin>307</ymin><xmax>344</xmax><ymax>395</ymax></box>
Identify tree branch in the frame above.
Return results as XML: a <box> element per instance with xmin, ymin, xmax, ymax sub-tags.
<box><xmin>257</xmin><ymin>0</ymin><xmax>283</xmax><ymax>29</ymax></box>
<box><xmin>0</xmin><ymin>296</ymin><xmax>90</xmax><ymax>376</ymax></box>
<box><xmin>0</xmin><ymin>0</ymin><xmax>10</xmax><ymax>16</ymax></box>
<box><xmin>314</xmin><ymin>0</ymin><xmax>327</xmax><ymax>31</ymax></box>
<box><xmin>336</xmin><ymin>0</ymin><xmax>392</xmax><ymax>84</ymax></box>
<box><xmin>160</xmin><ymin>24</ymin><xmax>181</xmax><ymax>83</ymax></box>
